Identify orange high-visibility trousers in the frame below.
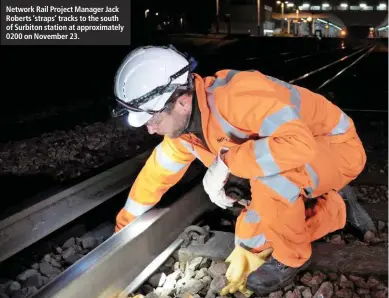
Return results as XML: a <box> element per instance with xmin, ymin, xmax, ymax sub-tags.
<box><xmin>235</xmin><ymin>129</ymin><xmax>366</xmax><ymax>268</ymax></box>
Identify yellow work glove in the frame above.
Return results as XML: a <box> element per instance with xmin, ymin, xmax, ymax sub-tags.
<box><xmin>220</xmin><ymin>246</ymin><xmax>273</xmax><ymax>297</ymax></box>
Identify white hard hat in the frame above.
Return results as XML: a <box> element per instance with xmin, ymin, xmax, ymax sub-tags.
<box><xmin>113</xmin><ymin>45</ymin><xmax>195</xmax><ymax>127</ymax></box>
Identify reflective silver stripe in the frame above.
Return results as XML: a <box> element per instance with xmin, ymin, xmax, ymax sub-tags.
<box><xmin>155</xmin><ymin>143</ymin><xmax>187</xmax><ymax>173</ymax></box>
<box><xmin>305</xmin><ymin>164</ymin><xmax>319</xmax><ymax>198</ymax></box>
<box><xmin>206</xmin><ymin>69</ymin><xmax>241</xmax><ymax>93</ymax></box>
<box><xmin>266</xmin><ymin>76</ymin><xmax>301</xmax><ymax>115</ymax></box>
<box><xmin>254</xmin><ymin>138</ymin><xmax>280</xmax><ymax>176</ymax></box>
<box><xmin>206</xmin><ymin>70</ymin><xmax>250</xmax><ymax>141</ymax></box>
<box><xmin>208</xmin><ymin>94</ymin><xmax>250</xmax><ymax>140</ymax></box>
<box><xmin>235</xmin><ymin>233</ymin><xmax>267</xmax><ymax>249</ymax></box>
<box><xmin>329</xmin><ymin>112</ymin><xmax>350</xmax><ymax>135</ymax></box>
<box><xmin>257</xmin><ymin>175</ymin><xmax>300</xmax><ymax>203</ymax></box>
<box><xmin>244</xmin><ymin>210</ymin><xmax>261</xmax><ymax>223</ymax></box>
<box><xmin>124</xmin><ymin>196</ymin><xmax>154</xmax><ymax>216</ymax></box>
<box><xmin>260</xmin><ymin>106</ymin><xmax>299</xmax><ymax>136</ymax></box>
<box><xmin>255</xmin><ymin>86</ymin><xmax>300</xmax><ymax>175</ymax></box>
<box><xmin>179</xmin><ymin>139</ymin><xmax>202</xmax><ymax>161</ymax></box>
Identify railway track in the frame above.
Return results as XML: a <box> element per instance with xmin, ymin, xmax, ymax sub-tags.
<box><xmin>28</xmin><ymin>181</ymin><xmax>387</xmax><ymax>298</ymax></box>
<box><xmin>32</xmin><ymin>183</ymin><xmax>216</xmax><ymax>298</ymax></box>
<box><xmin>0</xmin><ymin>150</ymin><xmax>152</xmax><ymax>264</ymax></box>
<box><xmin>1</xmin><ymin>122</ymin><xmax>387</xmax><ymax>296</ymax></box>
<box><xmin>0</xmin><ymin>160</ymin><xmax>385</xmax><ymax>297</ymax></box>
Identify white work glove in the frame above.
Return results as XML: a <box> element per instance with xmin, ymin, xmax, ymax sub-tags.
<box><xmin>203</xmin><ymin>148</ymin><xmax>236</xmax><ymax>209</ymax></box>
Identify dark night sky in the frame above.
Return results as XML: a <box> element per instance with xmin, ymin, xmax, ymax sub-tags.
<box><xmin>134</xmin><ymin>0</ymin><xmax>387</xmax><ymax>11</ymax></box>
<box><xmin>131</xmin><ymin>0</ymin><xmax>215</xmax><ymax>17</ymax></box>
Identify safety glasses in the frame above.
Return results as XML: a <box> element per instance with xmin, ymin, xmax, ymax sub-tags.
<box><xmin>112</xmin><ymin>97</ymin><xmax>168</xmax><ymax>117</ymax></box>
<box><xmin>111</xmin><ymin>83</ymin><xmax>191</xmax><ymax>118</ymax></box>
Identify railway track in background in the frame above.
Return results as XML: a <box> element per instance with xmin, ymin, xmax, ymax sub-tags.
<box><xmin>287</xmin><ymin>44</ymin><xmax>374</xmax><ymax>85</ymax></box>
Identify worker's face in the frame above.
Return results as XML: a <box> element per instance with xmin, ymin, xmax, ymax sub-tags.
<box><xmin>146</xmin><ymin>93</ymin><xmax>192</xmax><ymax>138</ymax></box>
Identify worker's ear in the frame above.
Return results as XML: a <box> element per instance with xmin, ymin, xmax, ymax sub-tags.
<box><xmin>176</xmin><ymin>92</ymin><xmax>192</xmax><ymax>112</ymax></box>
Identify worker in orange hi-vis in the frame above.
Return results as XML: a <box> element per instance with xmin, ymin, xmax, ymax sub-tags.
<box><xmin>111</xmin><ymin>45</ymin><xmax>375</xmax><ymax>295</ymax></box>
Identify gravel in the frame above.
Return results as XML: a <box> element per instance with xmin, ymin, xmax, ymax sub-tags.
<box><xmin>354</xmin><ymin>116</ymin><xmax>388</xmax><ymax>176</ymax></box>
<box><xmin>322</xmin><ymin>220</ymin><xmax>388</xmax><ymax>247</ymax></box>
<box><xmin>363</xmin><ymin>160</ymin><xmax>388</xmax><ymax>177</ymax></box>
<box><xmin>354</xmin><ymin>185</ymin><xmax>388</xmax><ymax>203</ymax></box>
<box><xmin>131</xmin><ymin>253</ymin><xmax>388</xmax><ymax>298</ymax></box>
<box><xmin>0</xmin><ymin>118</ymin><xmax>160</xmax><ymax>182</ymax></box>
<box><xmin>0</xmin><ymin>223</ymin><xmax>114</xmax><ymax>298</ymax></box>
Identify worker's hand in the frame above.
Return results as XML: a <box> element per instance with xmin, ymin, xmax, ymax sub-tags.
<box><xmin>220</xmin><ymin>246</ymin><xmax>273</xmax><ymax>297</ymax></box>
<box><xmin>208</xmin><ymin>190</ymin><xmax>236</xmax><ymax>209</ymax></box>
<box><xmin>203</xmin><ymin>148</ymin><xmax>235</xmax><ymax>209</ymax></box>
<box><xmin>115</xmin><ymin>208</ymin><xmax>136</xmax><ymax>233</ymax></box>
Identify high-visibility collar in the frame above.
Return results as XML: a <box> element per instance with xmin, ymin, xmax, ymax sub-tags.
<box><xmin>185</xmin><ymin>92</ymin><xmax>201</xmax><ymax>134</ymax></box>
<box><xmin>182</xmin><ymin>90</ymin><xmax>209</xmax><ymax>150</ymax></box>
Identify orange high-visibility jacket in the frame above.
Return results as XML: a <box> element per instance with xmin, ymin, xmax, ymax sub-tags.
<box><xmin>120</xmin><ymin>69</ymin><xmax>356</xmax><ymax>219</ymax></box>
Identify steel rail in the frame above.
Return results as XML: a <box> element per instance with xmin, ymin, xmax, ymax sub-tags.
<box><xmin>316</xmin><ymin>45</ymin><xmax>377</xmax><ymax>91</ymax></box>
<box><xmin>32</xmin><ymin>183</ymin><xmax>215</xmax><ymax>298</ymax></box>
<box><xmin>283</xmin><ymin>45</ymin><xmax>362</xmax><ymax>63</ymax></box>
<box><xmin>288</xmin><ymin>45</ymin><xmax>373</xmax><ymax>84</ymax></box>
<box><xmin>247</xmin><ymin>44</ymin><xmax>364</xmax><ymax>64</ymax></box>
<box><xmin>0</xmin><ymin>150</ymin><xmax>152</xmax><ymax>263</ymax></box>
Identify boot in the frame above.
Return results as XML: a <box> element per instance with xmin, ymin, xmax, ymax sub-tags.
<box><xmin>339</xmin><ymin>185</ymin><xmax>377</xmax><ymax>236</ymax></box>
<box><xmin>246</xmin><ymin>255</ymin><xmax>311</xmax><ymax>296</ymax></box>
